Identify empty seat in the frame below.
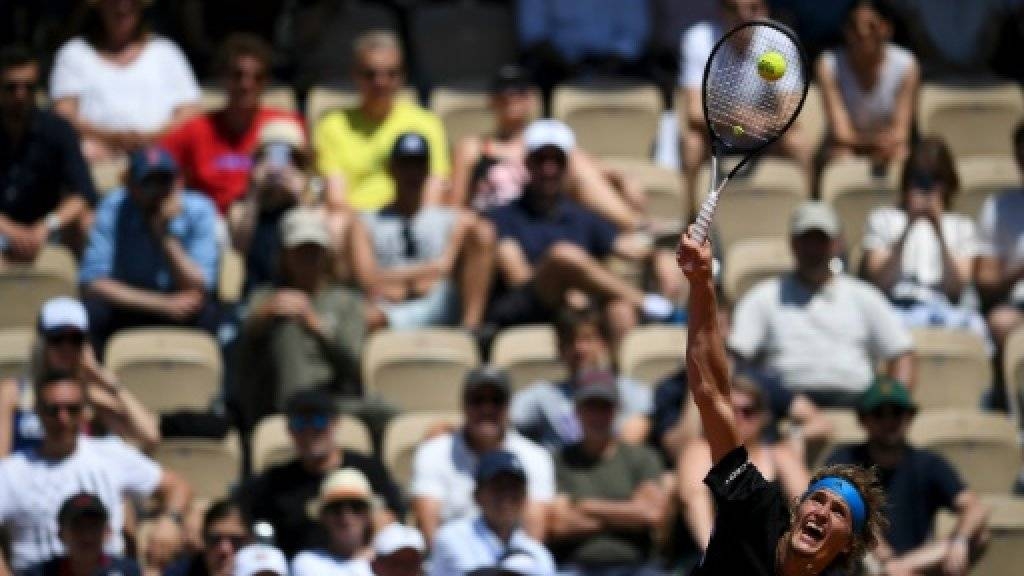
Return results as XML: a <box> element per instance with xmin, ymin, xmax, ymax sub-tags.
<box><xmin>200</xmin><ymin>86</ymin><xmax>298</xmax><ymax>112</ymax></box>
<box><xmin>0</xmin><ymin>328</ymin><xmax>35</xmax><ymax>381</ymax></box>
<box><xmin>722</xmin><ymin>238</ymin><xmax>794</xmax><ymax>305</ymax></box>
<box><xmin>819</xmin><ymin>157</ymin><xmax>901</xmax><ymax>272</ymax></box>
<box><xmin>797</xmin><ymin>83</ymin><xmax>827</xmax><ymax>152</ymax></box>
<box><xmin>306</xmin><ymin>86</ymin><xmax>418</xmax><ymax>126</ymax></box>
<box><xmin>909</xmin><ymin>410</ymin><xmax>1019</xmax><ymax>494</ymax></box>
<box><xmin>153</xmin><ymin>432</ymin><xmax>241</xmax><ymax>500</ymax></box>
<box><xmin>218</xmin><ymin>246</ymin><xmax>245</xmax><ymax>304</ymax></box>
<box><xmin>362</xmin><ymin>328</ymin><xmax>480</xmax><ymax>412</ymax></box>
<box><xmin>0</xmin><ymin>245</ymin><xmax>77</xmax><ymax>329</ymax></box>
<box><xmin>602</xmin><ymin>158</ymin><xmax>686</xmax><ymax>223</ymax></box>
<box><xmin>250</xmin><ymin>414</ymin><xmax>373</xmax><ymax>474</ymax></box>
<box><xmin>954</xmin><ymin>155</ymin><xmax>1018</xmax><ymax>220</ymax></box>
<box><xmin>553</xmin><ymin>84</ymin><xmax>662</xmax><ymax>159</ymax></box>
<box><xmin>618</xmin><ymin>326</ymin><xmax>686</xmax><ymax>386</ymax></box>
<box><xmin>383</xmin><ymin>411</ymin><xmax>462</xmax><ymax>488</ymax></box>
<box><xmin>430</xmin><ymin>88</ymin><xmax>492</xmax><ymax>146</ymax></box>
<box><xmin>490</xmin><ymin>324</ymin><xmax>566</xmax><ymax>392</ymax></box>
<box><xmin>910</xmin><ymin>328</ymin><xmax>992</xmax><ymax>411</ymax></box>
<box><xmin>917</xmin><ymin>83</ymin><xmax>1024</xmax><ymax>158</ymax></box>
<box><xmin>408</xmin><ymin>2</ymin><xmax>517</xmax><ymax>87</ymax></box>
<box><xmin>105</xmin><ymin>328</ymin><xmax>221</xmax><ymax>414</ymax></box>
<box><xmin>89</xmin><ymin>156</ymin><xmax>127</xmax><ymax>195</ymax></box>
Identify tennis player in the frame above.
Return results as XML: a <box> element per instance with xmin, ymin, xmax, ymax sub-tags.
<box><xmin>677</xmin><ymin>227</ymin><xmax>886</xmax><ymax>576</ymax></box>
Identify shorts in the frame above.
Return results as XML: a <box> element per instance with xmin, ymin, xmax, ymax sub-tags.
<box><xmin>485</xmin><ymin>282</ymin><xmax>551</xmax><ymax>327</ymax></box>
<box><xmin>380</xmin><ymin>279</ymin><xmax>460</xmax><ymax>329</ymax></box>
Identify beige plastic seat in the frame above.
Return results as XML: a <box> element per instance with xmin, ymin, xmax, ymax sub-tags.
<box><xmin>954</xmin><ymin>155</ymin><xmax>1018</xmax><ymax>220</ymax></box>
<box><xmin>153</xmin><ymin>432</ymin><xmax>241</xmax><ymax>500</ymax></box>
<box><xmin>0</xmin><ymin>328</ymin><xmax>35</xmax><ymax>381</ymax></box>
<box><xmin>383</xmin><ymin>411</ymin><xmax>462</xmax><ymax>488</ymax></box>
<box><xmin>200</xmin><ymin>86</ymin><xmax>298</xmax><ymax>112</ymax></box>
<box><xmin>917</xmin><ymin>83</ymin><xmax>1024</xmax><ymax>158</ymax></box>
<box><xmin>723</xmin><ymin>238</ymin><xmax>794</xmax><ymax>305</ymax></box>
<box><xmin>430</xmin><ymin>88</ymin><xmax>493</xmax><ymax>147</ymax></box>
<box><xmin>909</xmin><ymin>409</ymin><xmax>1019</xmax><ymax>494</ymax></box>
<box><xmin>602</xmin><ymin>158</ymin><xmax>686</xmax><ymax>223</ymax></box>
<box><xmin>306</xmin><ymin>86</ymin><xmax>418</xmax><ymax>126</ymax></box>
<box><xmin>797</xmin><ymin>83</ymin><xmax>827</xmax><ymax>152</ymax></box>
<box><xmin>810</xmin><ymin>409</ymin><xmax>866</xmax><ymax>469</ymax></box>
<box><xmin>0</xmin><ymin>245</ymin><xmax>77</xmax><ymax>329</ymax></box>
<box><xmin>250</xmin><ymin>413</ymin><xmax>373</xmax><ymax>474</ymax></box>
<box><xmin>362</xmin><ymin>328</ymin><xmax>480</xmax><ymax>412</ymax></box>
<box><xmin>105</xmin><ymin>328</ymin><xmax>221</xmax><ymax>414</ymax></box>
<box><xmin>1003</xmin><ymin>325</ymin><xmax>1024</xmax><ymax>421</ymax></box>
<box><xmin>552</xmin><ymin>84</ymin><xmax>662</xmax><ymax>159</ymax></box>
<box><xmin>217</xmin><ymin>246</ymin><xmax>245</xmax><ymax>304</ymax></box>
<box><xmin>618</xmin><ymin>326</ymin><xmax>686</xmax><ymax>386</ymax></box>
<box><xmin>89</xmin><ymin>156</ymin><xmax>128</xmax><ymax>195</ymax></box>
<box><xmin>910</xmin><ymin>328</ymin><xmax>991</xmax><ymax>411</ymax></box>
<box><xmin>820</xmin><ymin>157</ymin><xmax>901</xmax><ymax>273</ymax></box>
<box><xmin>490</xmin><ymin>324</ymin><xmax>566</xmax><ymax>393</ymax></box>
<box><xmin>936</xmin><ymin>495</ymin><xmax>1024</xmax><ymax>576</ymax></box>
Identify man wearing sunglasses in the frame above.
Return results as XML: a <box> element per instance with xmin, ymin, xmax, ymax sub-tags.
<box><xmin>826</xmin><ymin>377</ymin><xmax>990</xmax><ymax>575</ymax></box>
<box><xmin>0</xmin><ymin>46</ymin><xmax>95</xmax><ymax>263</ymax></box>
<box><xmin>292</xmin><ymin>468</ymin><xmax>377</xmax><ymax>576</ymax></box>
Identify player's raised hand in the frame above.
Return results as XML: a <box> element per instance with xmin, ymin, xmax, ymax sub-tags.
<box><xmin>677</xmin><ymin>225</ymin><xmax>713</xmax><ymax>281</ymax></box>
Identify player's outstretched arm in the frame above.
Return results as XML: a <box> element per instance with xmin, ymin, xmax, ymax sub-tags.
<box><xmin>677</xmin><ymin>228</ymin><xmax>741</xmax><ymax>464</ymax></box>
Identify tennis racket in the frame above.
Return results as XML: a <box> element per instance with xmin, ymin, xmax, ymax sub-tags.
<box><xmin>690</xmin><ymin>19</ymin><xmax>809</xmax><ymax>246</ymax></box>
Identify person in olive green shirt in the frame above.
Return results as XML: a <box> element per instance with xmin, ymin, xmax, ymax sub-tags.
<box><xmin>547</xmin><ymin>370</ymin><xmax>669</xmax><ymax>576</ymax></box>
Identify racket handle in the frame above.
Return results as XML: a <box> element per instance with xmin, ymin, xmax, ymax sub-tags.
<box><xmin>691</xmin><ymin>177</ymin><xmax>727</xmax><ymax>246</ymax></box>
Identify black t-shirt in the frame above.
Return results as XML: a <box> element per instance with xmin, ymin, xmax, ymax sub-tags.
<box><xmin>692</xmin><ymin>446</ymin><xmax>790</xmax><ymax>576</ymax></box>
<box><xmin>826</xmin><ymin>443</ymin><xmax>964</xmax><ymax>554</ymax></box>
<box><xmin>24</xmin><ymin>555</ymin><xmax>141</xmax><ymax>576</ymax></box>
<box><xmin>239</xmin><ymin>450</ymin><xmax>405</xmax><ymax>558</ymax></box>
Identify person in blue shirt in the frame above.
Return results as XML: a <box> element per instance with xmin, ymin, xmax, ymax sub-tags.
<box><xmin>79</xmin><ymin>145</ymin><xmax>220</xmax><ymax>354</ymax></box>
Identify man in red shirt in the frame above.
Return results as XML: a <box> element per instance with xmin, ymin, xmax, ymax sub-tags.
<box><xmin>162</xmin><ymin>34</ymin><xmax>304</xmax><ymax>214</ymax></box>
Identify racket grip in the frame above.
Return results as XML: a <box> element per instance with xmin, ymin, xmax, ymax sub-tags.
<box><xmin>691</xmin><ymin>184</ymin><xmax>722</xmax><ymax>246</ymax></box>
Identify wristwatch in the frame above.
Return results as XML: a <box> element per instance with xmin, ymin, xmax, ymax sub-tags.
<box><xmin>45</xmin><ymin>212</ymin><xmax>61</xmax><ymax>233</ymax></box>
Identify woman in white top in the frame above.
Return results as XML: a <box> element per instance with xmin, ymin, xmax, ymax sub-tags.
<box><xmin>50</xmin><ymin>0</ymin><xmax>201</xmax><ymax>161</ymax></box>
<box><xmin>816</xmin><ymin>0</ymin><xmax>919</xmax><ymax>165</ymax></box>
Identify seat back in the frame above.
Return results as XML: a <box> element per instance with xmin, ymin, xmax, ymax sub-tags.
<box><xmin>384</xmin><ymin>411</ymin><xmax>463</xmax><ymax>488</ymax></box>
<box><xmin>153</xmin><ymin>433</ymin><xmax>241</xmax><ymax>500</ymax></box>
<box><xmin>917</xmin><ymin>83</ymin><xmax>1024</xmax><ymax>158</ymax></box>
<box><xmin>618</xmin><ymin>326</ymin><xmax>687</xmax><ymax>386</ymax></box>
<box><xmin>553</xmin><ymin>84</ymin><xmax>662</xmax><ymax>159</ymax></box>
<box><xmin>797</xmin><ymin>83</ymin><xmax>827</xmax><ymax>151</ymax></box>
<box><xmin>0</xmin><ymin>327</ymin><xmax>35</xmax><ymax>381</ymax></box>
<box><xmin>603</xmin><ymin>158</ymin><xmax>686</xmax><ymax>223</ymax></box>
<box><xmin>491</xmin><ymin>324</ymin><xmax>566</xmax><ymax>392</ymax></box>
<box><xmin>218</xmin><ymin>246</ymin><xmax>245</xmax><ymax>304</ymax></box>
<box><xmin>307</xmin><ymin>86</ymin><xmax>418</xmax><ymax>127</ymax></box>
<box><xmin>200</xmin><ymin>86</ymin><xmax>297</xmax><ymax>112</ymax></box>
<box><xmin>0</xmin><ymin>246</ymin><xmax>77</xmax><ymax>328</ymax></box>
<box><xmin>961</xmin><ymin>496</ymin><xmax>1024</xmax><ymax>576</ymax></box>
<box><xmin>909</xmin><ymin>409</ymin><xmax>1019</xmax><ymax>494</ymax></box>
<box><xmin>911</xmin><ymin>328</ymin><xmax>992</xmax><ymax>411</ymax></box>
<box><xmin>810</xmin><ymin>409</ymin><xmax>867</xmax><ymax>469</ymax></box>
<box><xmin>722</xmin><ymin>238</ymin><xmax>794</xmax><ymax>305</ymax></box>
<box><xmin>820</xmin><ymin>157</ymin><xmax>901</xmax><ymax>272</ymax></box>
<box><xmin>954</xmin><ymin>155</ymin><xmax>1019</xmax><ymax>220</ymax></box>
<box><xmin>1003</xmin><ymin>325</ymin><xmax>1024</xmax><ymax>422</ymax></box>
<box><xmin>250</xmin><ymin>414</ymin><xmax>373</xmax><ymax>474</ymax></box>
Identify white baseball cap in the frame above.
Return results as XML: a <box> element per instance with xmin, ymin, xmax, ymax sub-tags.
<box><xmin>524</xmin><ymin>119</ymin><xmax>575</xmax><ymax>155</ymax></box>
<box><xmin>233</xmin><ymin>544</ymin><xmax>288</xmax><ymax>576</ymax></box>
<box><xmin>38</xmin><ymin>297</ymin><xmax>88</xmax><ymax>336</ymax></box>
<box><xmin>373</xmin><ymin>523</ymin><xmax>425</xmax><ymax>557</ymax></box>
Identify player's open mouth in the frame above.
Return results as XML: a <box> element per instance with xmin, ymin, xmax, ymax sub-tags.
<box><xmin>799</xmin><ymin>520</ymin><xmax>826</xmax><ymax>545</ymax></box>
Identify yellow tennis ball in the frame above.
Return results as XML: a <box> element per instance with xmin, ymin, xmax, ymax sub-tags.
<box><xmin>732</xmin><ymin>125</ymin><xmax>745</xmax><ymax>136</ymax></box>
<box><xmin>757</xmin><ymin>50</ymin><xmax>787</xmax><ymax>82</ymax></box>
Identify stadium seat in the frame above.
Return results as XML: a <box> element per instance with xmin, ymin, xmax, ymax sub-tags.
<box><xmin>408</xmin><ymin>1</ymin><xmax>517</xmax><ymax>87</ymax></box>
<box><xmin>490</xmin><ymin>324</ymin><xmax>566</xmax><ymax>392</ymax></box>
<box><xmin>819</xmin><ymin>157</ymin><xmax>901</xmax><ymax>273</ymax></box>
<box><xmin>797</xmin><ymin>83</ymin><xmax>827</xmax><ymax>152</ymax></box>
<box><xmin>250</xmin><ymin>414</ymin><xmax>373</xmax><ymax>474</ymax></box>
<box><xmin>383</xmin><ymin>411</ymin><xmax>462</xmax><ymax>488</ymax></box>
<box><xmin>362</xmin><ymin>328</ymin><xmax>480</xmax><ymax>411</ymax></box>
<box><xmin>0</xmin><ymin>245</ymin><xmax>77</xmax><ymax>329</ymax></box>
<box><xmin>617</xmin><ymin>326</ymin><xmax>686</xmax><ymax>386</ymax></box>
<box><xmin>722</xmin><ymin>238</ymin><xmax>794</xmax><ymax>305</ymax></box>
<box><xmin>306</xmin><ymin>86</ymin><xmax>418</xmax><ymax>127</ymax></box>
<box><xmin>936</xmin><ymin>495</ymin><xmax>1024</xmax><ymax>576</ymax></box>
<box><xmin>88</xmin><ymin>156</ymin><xmax>127</xmax><ymax>195</ymax></box>
<box><xmin>429</xmin><ymin>88</ymin><xmax>492</xmax><ymax>147</ymax></box>
<box><xmin>909</xmin><ymin>410</ymin><xmax>1019</xmax><ymax>494</ymax></box>
<box><xmin>552</xmin><ymin>83</ymin><xmax>662</xmax><ymax>159</ymax></box>
<box><xmin>917</xmin><ymin>83</ymin><xmax>1024</xmax><ymax>158</ymax></box>
<box><xmin>217</xmin><ymin>246</ymin><xmax>245</xmax><ymax>304</ymax></box>
<box><xmin>105</xmin><ymin>328</ymin><xmax>221</xmax><ymax>414</ymax></box>
<box><xmin>602</xmin><ymin>158</ymin><xmax>686</xmax><ymax>223</ymax></box>
<box><xmin>910</xmin><ymin>328</ymin><xmax>992</xmax><ymax>411</ymax></box>
<box><xmin>1002</xmin><ymin>325</ymin><xmax>1024</xmax><ymax>422</ymax></box>
<box><xmin>0</xmin><ymin>327</ymin><xmax>34</xmax><ymax>381</ymax></box>
<box><xmin>810</xmin><ymin>409</ymin><xmax>866</xmax><ymax>469</ymax></box>
<box><xmin>153</xmin><ymin>432</ymin><xmax>241</xmax><ymax>500</ymax></box>
<box><xmin>199</xmin><ymin>86</ymin><xmax>298</xmax><ymax>112</ymax></box>
<box><xmin>954</xmin><ymin>155</ymin><xmax>1018</xmax><ymax>220</ymax></box>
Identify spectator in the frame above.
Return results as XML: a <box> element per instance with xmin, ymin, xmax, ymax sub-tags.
<box><xmin>79</xmin><ymin>145</ymin><xmax>220</xmax><ymax>354</ymax></box>
<box><xmin>428</xmin><ymin>450</ymin><xmax>556</xmax><ymax>576</ymax></box>
<box><xmin>371</xmin><ymin>523</ymin><xmax>426</xmax><ymax>576</ymax></box>
<box><xmin>486</xmin><ymin>120</ymin><xmax>678</xmax><ymax>344</ymax></box>
<box><xmin>227</xmin><ymin>119</ymin><xmax>311</xmax><ymax>291</ymax></box>
<box><xmin>510</xmin><ymin>307</ymin><xmax>652</xmax><ymax>451</ymax></box>
<box><xmin>233</xmin><ymin>543</ymin><xmax>288</xmax><ymax>576</ymax></box>
<box><xmin>816</xmin><ymin>0</ymin><xmax>919</xmax><ymax>165</ymax></box>
<box><xmin>164</xmin><ymin>499</ymin><xmax>252</xmax><ymax>576</ymax></box>
<box><xmin>676</xmin><ymin>376</ymin><xmax>810</xmax><ymax>553</ymax></box>
<box><xmin>410</xmin><ymin>366</ymin><xmax>554</xmax><ymax>545</ymax></box>
<box><xmin>162</xmin><ymin>34</ymin><xmax>304</xmax><ymax>215</ymax></box>
<box><xmin>175</xmin><ymin>0</ymin><xmax>287</xmax><ymax>77</ymax></box>
<box><xmin>0</xmin><ymin>372</ymin><xmax>191</xmax><ymax>572</ymax></box>
<box><xmin>23</xmin><ymin>492</ymin><xmax>141</xmax><ymax>576</ymax></box>
<box><xmin>863</xmin><ymin>138</ymin><xmax>988</xmax><ymax>341</ymax></box>
<box><xmin>826</xmin><ymin>377</ymin><xmax>990</xmax><ymax>574</ymax></box>
<box><xmin>50</xmin><ymin>0</ymin><xmax>201</xmax><ymax>161</ymax></box>
<box><xmin>729</xmin><ymin>201</ymin><xmax>915</xmax><ymax>407</ymax></box>
<box><xmin>0</xmin><ymin>46</ymin><xmax>95</xmax><ymax>262</ymax></box>
<box><xmin>241</xmin><ymin>390</ymin><xmax>403</xmax><ymax>559</ymax></box>
<box><xmin>349</xmin><ymin>132</ymin><xmax>495</xmax><ymax>331</ymax></box>
<box><xmin>678</xmin><ymin>0</ymin><xmax>812</xmax><ymax>210</ymax></box>
<box><xmin>450</xmin><ymin>65</ymin><xmax>647</xmax><ymax>231</ymax></box>
<box><xmin>291</xmin><ymin>468</ymin><xmax>376</xmax><ymax>576</ymax></box>
<box><xmin>235</xmin><ymin>209</ymin><xmax>364</xmax><ymax>433</ymax></box>
<box><xmin>314</xmin><ymin>29</ymin><xmax>449</xmax><ymax>215</ymax></box>
<box><xmin>0</xmin><ymin>296</ymin><xmax>160</xmax><ymax>457</ymax></box>
<box><xmin>547</xmin><ymin>378</ymin><xmax>668</xmax><ymax>576</ymax></box>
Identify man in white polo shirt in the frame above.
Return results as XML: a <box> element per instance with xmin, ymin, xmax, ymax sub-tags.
<box><xmin>728</xmin><ymin>201</ymin><xmax>915</xmax><ymax>408</ymax></box>
<box><xmin>0</xmin><ymin>372</ymin><xmax>191</xmax><ymax>572</ymax></box>
<box><xmin>410</xmin><ymin>366</ymin><xmax>554</xmax><ymax>545</ymax></box>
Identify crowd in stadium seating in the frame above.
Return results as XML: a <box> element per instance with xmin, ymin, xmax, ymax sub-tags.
<box><xmin>1</xmin><ymin>0</ymin><xmax>1024</xmax><ymax>575</ymax></box>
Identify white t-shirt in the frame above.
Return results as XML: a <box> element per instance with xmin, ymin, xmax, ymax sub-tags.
<box><xmin>410</xmin><ymin>430</ymin><xmax>554</xmax><ymax>525</ymax></box>
<box><xmin>49</xmin><ymin>36</ymin><xmax>200</xmax><ymax>132</ymax></box>
<box><xmin>0</xmin><ymin>435</ymin><xmax>162</xmax><ymax>570</ymax></box>
<box><xmin>820</xmin><ymin>43</ymin><xmax>915</xmax><ymax>133</ymax></box>
<box><xmin>728</xmin><ymin>273</ymin><xmax>914</xmax><ymax>394</ymax></box>
<box><xmin>977</xmin><ymin>188</ymin><xmax>1024</xmax><ymax>304</ymax></box>
<box><xmin>291</xmin><ymin>549</ymin><xmax>373</xmax><ymax>576</ymax></box>
<box><xmin>863</xmin><ymin>206</ymin><xmax>978</xmax><ymax>302</ymax></box>
<box><xmin>679</xmin><ymin>21</ymin><xmax>721</xmax><ymax>89</ymax></box>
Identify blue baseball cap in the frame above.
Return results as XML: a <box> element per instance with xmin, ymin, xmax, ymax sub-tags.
<box><xmin>129</xmin><ymin>146</ymin><xmax>178</xmax><ymax>183</ymax></box>
<box><xmin>475</xmin><ymin>450</ymin><xmax>527</xmax><ymax>485</ymax></box>
<box><xmin>391</xmin><ymin>132</ymin><xmax>430</xmax><ymax>162</ymax></box>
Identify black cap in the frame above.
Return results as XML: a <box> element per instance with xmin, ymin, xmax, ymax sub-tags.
<box><xmin>490</xmin><ymin>65</ymin><xmax>533</xmax><ymax>94</ymax></box>
<box><xmin>58</xmin><ymin>492</ymin><xmax>108</xmax><ymax>526</ymax></box>
<box><xmin>285</xmin><ymin>389</ymin><xmax>339</xmax><ymax>418</ymax></box>
<box><xmin>463</xmin><ymin>365</ymin><xmax>510</xmax><ymax>397</ymax></box>
<box><xmin>475</xmin><ymin>450</ymin><xmax>527</xmax><ymax>485</ymax></box>
<box><xmin>391</xmin><ymin>132</ymin><xmax>430</xmax><ymax>162</ymax></box>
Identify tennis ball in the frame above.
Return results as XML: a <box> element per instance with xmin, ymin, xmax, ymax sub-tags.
<box><xmin>732</xmin><ymin>125</ymin><xmax>745</xmax><ymax>137</ymax></box>
<box><xmin>757</xmin><ymin>50</ymin><xmax>787</xmax><ymax>82</ymax></box>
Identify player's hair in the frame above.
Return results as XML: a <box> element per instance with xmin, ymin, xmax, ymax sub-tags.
<box><xmin>217</xmin><ymin>33</ymin><xmax>273</xmax><ymax>78</ymax></box>
<box><xmin>553</xmin><ymin>306</ymin><xmax>613</xmax><ymax>349</ymax></box>
<box><xmin>0</xmin><ymin>45</ymin><xmax>37</xmax><ymax>75</ymax></box>
<box><xmin>353</xmin><ymin>29</ymin><xmax>403</xmax><ymax>60</ymax></box>
<box><xmin>899</xmin><ymin>136</ymin><xmax>960</xmax><ymax>208</ymax></box>
<box><xmin>802</xmin><ymin>464</ymin><xmax>888</xmax><ymax>575</ymax></box>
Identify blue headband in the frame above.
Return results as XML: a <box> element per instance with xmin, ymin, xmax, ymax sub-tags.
<box><xmin>805</xmin><ymin>477</ymin><xmax>867</xmax><ymax>533</ymax></box>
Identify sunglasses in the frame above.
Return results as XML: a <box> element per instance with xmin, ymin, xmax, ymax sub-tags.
<box><xmin>40</xmin><ymin>402</ymin><xmax>84</xmax><ymax>418</ymax></box>
<box><xmin>359</xmin><ymin>67</ymin><xmax>401</xmax><ymax>81</ymax></box>
<box><xmin>3</xmin><ymin>80</ymin><xmax>35</xmax><ymax>93</ymax></box>
<box><xmin>46</xmin><ymin>332</ymin><xmax>85</xmax><ymax>347</ymax></box>
<box><xmin>288</xmin><ymin>414</ymin><xmax>330</xmax><ymax>433</ymax></box>
<box><xmin>466</xmin><ymin>393</ymin><xmax>507</xmax><ymax>407</ymax></box>
<box><xmin>323</xmin><ymin>499</ymin><xmax>370</xmax><ymax>515</ymax></box>
<box><xmin>908</xmin><ymin>173</ymin><xmax>938</xmax><ymax>191</ymax></box>
<box><xmin>204</xmin><ymin>532</ymin><xmax>248</xmax><ymax>550</ymax></box>
<box><xmin>867</xmin><ymin>405</ymin><xmax>911</xmax><ymax>419</ymax></box>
